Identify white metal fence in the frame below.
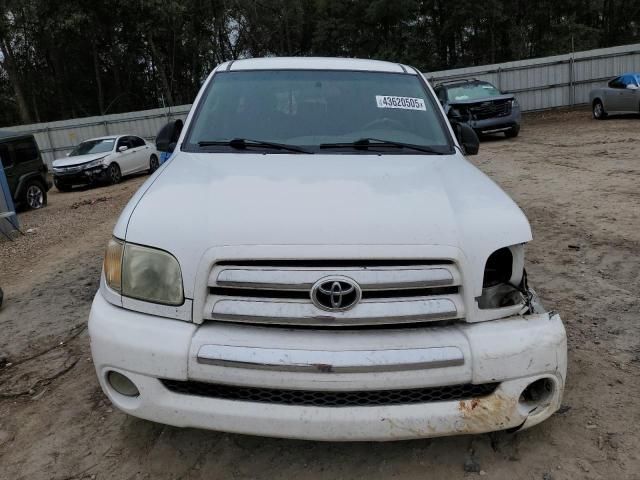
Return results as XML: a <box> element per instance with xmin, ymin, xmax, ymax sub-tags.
<box><xmin>426</xmin><ymin>43</ymin><xmax>640</xmax><ymax>111</ymax></box>
<box><xmin>4</xmin><ymin>43</ymin><xmax>640</xmax><ymax>166</ymax></box>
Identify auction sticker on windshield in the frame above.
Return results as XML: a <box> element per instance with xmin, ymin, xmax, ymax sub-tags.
<box><xmin>376</xmin><ymin>95</ymin><xmax>426</xmax><ymax>111</ymax></box>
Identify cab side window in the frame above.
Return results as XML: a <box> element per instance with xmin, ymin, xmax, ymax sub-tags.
<box><xmin>0</xmin><ymin>144</ymin><xmax>12</xmax><ymax>168</ymax></box>
<box><xmin>12</xmin><ymin>139</ymin><xmax>39</xmax><ymax>165</ymax></box>
<box><xmin>608</xmin><ymin>77</ymin><xmax>625</xmax><ymax>89</ymax></box>
<box><xmin>116</xmin><ymin>137</ymin><xmax>130</xmax><ymax>150</ymax></box>
<box><xmin>130</xmin><ymin>136</ymin><xmax>146</xmax><ymax>148</ymax></box>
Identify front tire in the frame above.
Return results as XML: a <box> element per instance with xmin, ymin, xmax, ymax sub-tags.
<box><xmin>22</xmin><ymin>180</ymin><xmax>47</xmax><ymax>209</ymax></box>
<box><xmin>107</xmin><ymin>163</ymin><xmax>121</xmax><ymax>185</ymax></box>
<box><xmin>149</xmin><ymin>154</ymin><xmax>159</xmax><ymax>174</ymax></box>
<box><xmin>593</xmin><ymin>100</ymin><xmax>607</xmax><ymax>120</ymax></box>
<box><xmin>505</xmin><ymin>125</ymin><xmax>520</xmax><ymax>138</ymax></box>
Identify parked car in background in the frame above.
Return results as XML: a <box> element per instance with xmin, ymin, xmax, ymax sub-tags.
<box><xmin>0</xmin><ymin>130</ymin><xmax>51</xmax><ymax>209</ymax></box>
<box><xmin>589</xmin><ymin>73</ymin><xmax>640</xmax><ymax>119</ymax></box>
<box><xmin>434</xmin><ymin>79</ymin><xmax>521</xmax><ymax>138</ymax></box>
<box><xmin>52</xmin><ymin>135</ymin><xmax>159</xmax><ymax>191</ymax></box>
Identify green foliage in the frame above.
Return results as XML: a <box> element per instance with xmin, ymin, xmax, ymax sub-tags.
<box><xmin>0</xmin><ymin>0</ymin><xmax>638</xmax><ymax>126</ymax></box>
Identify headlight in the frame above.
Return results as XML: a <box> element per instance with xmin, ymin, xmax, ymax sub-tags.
<box><xmin>103</xmin><ymin>238</ymin><xmax>184</xmax><ymax>305</ymax></box>
<box><xmin>83</xmin><ymin>158</ymin><xmax>106</xmax><ymax>169</ymax></box>
<box><xmin>510</xmin><ymin>98</ymin><xmax>519</xmax><ymax>108</ymax></box>
<box><xmin>477</xmin><ymin>246</ymin><xmax>525</xmax><ymax>309</ymax></box>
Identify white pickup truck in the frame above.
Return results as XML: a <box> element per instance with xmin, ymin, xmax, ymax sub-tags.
<box><xmin>89</xmin><ymin>57</ymin><xmax>566</xmax><ymax>441</ymax></box>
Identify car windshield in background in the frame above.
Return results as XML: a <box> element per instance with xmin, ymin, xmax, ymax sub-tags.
<box><xmin>184</xmin><ymin>70</ymin><xmax>453</xmax><ymax>154</ymax></box>
<box><xmin>70</xmin><ymin>139</ymin><xmax>115</xmax><ymax>156</ymax></box>
<box><xmin>446</xmin><ymin>82</ymin><xmax>501</xmax><ymax>101</ymax></box>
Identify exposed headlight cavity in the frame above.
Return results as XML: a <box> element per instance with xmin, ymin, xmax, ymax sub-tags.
<box><xmin>482</xmin><ymin>247</ymin><xmax>513</xmax><ymax>288</ymax></box>
<box><xmin>478</xmin><ymin>245</ymin><xmax>526</xmax><ymax>310</ymax></box>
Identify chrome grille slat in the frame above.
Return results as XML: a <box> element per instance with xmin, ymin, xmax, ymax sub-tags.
<box><xmin>204</xmin><ymin>260</ymin><xmax>463</xmax><ymax>327</ymax></box>
<box><xmin>205</xmin><ymin>295</ymin><xmax>461</xmax><ymax>326</ymax></box>
<box><xmin>211</xmin><ymin>266</ymin><xmax>458</xmax><ymax>291</ymax></box>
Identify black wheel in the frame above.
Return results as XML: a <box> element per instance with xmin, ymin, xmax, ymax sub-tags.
<box><xmin>593</xmin><ymin>99</ymin><xmax>607</xmax><ymax>120</ymax></box>
<box><xmin>22</xmin><ymin>180</ymin><xmax>47</xmax><ymax>209</ymax></box>
<box><xmin>505</xmin><ymin>125</ymin><xmax>520</xmax><ymax>138</ymax></box>
<box><xmin>149</xmin><ymin>154</ymin><xmax>159</xmax><ymax>173</ymax></box>
<box><xmin>107</xmin><ymin>163</ymin><xmax>121</xmax><ymax>184</ymax></box>
<box><xmin>54</xmin><ymin>178</ymin><xmax>72</xmax><ymax>192</ymax></box>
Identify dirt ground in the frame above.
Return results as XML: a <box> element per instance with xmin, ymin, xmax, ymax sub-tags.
<box><xmin>0</xmin><ymin>108</ymin><xmax>638</xmax><ymax>480</ymax></box>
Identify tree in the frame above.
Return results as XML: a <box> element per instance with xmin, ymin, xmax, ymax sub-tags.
<box><xmin>0</xmin><ymin>0</ymin><xmax>639</xmax><ymax>126</ymax></box>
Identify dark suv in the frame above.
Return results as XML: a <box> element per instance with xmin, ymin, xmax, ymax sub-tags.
<box><xmin>434</xmin><ymin>79</ymin><xmax>521</xmax><ymax>138</ymax></box>
<box><xmin>0</xmin><ymin>131</ymin><xmax>51</xmax><ymax>210</ymax></box>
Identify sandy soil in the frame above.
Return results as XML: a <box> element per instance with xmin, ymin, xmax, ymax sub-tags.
<box><xmin>0</xmin><ymin>109</ymin><xmax>638</xmax><ymax>479</ymax></box>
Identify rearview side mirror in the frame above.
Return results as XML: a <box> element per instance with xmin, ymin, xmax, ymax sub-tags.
<box><xmin>156</xmin><ymin>119</ymin><xmax>184</xmax><ymax>153</ymax></box>
<box><xmin>118</xmin><ymin>146</ymin><xmax>128</xmax><ymax>152</ymax></box>
<box><xmin>451</xmin><ymin>121</ymin><xmax>479</xmax><ymax>156</ymax></box>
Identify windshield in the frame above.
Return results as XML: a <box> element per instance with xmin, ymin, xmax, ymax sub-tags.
<box><xmin>446</xmin><ymin>82</ymin><xmax>502</xmax><ymax>101</ymax></box>
<box><xmin>184</xmin><ymin>70</ymin><xmax>453</xmax><ymax>154</ymax></box>
<box><xmin>70</xmin><ymin>139</ymin><xmax>115</xmax><ymax>156</ymax></box>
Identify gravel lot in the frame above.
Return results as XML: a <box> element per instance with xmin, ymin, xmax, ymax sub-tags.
<box><xmin>0</xmin><ymin>109</ymin><xmax>638</xmax><ymax>479</ymax></box>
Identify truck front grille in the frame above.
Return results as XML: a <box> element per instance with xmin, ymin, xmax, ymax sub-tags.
<box><xmin>203</xmin><ymin>260</ymin><xmax>464</xmax><ymax>327</ymax></box>
<box><xmin>468</xmin><ymin>99</ymin><xmax>511</xmax><ymax>120</ymax></box>
<box><xmin>161</xmin><ymin>379</ymin><xmax>498</xmax><ymax>407</ymax></box>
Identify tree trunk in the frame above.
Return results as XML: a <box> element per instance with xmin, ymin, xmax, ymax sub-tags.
<box><xmin>148</xmin><ymin>36</ymin><xmax>174</xmax><ymax>106</ymax></box>
<box><xmin>0</xmin><ymin>37</ymin><xmax>32</xmax><ymax>124</ymax></box>
<box><xmin>92</xmin><ymin>41</ymin><xmax>105</xmax><ymax>114</ymax></box>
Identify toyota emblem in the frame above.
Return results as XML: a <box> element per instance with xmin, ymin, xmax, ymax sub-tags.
<box><xmin>311</xmin><ymin>276</ymin><xmax>361</xmax><ymax>312</ymax></box>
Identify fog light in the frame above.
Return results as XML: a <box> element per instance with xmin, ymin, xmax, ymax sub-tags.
<box><xmin>519</xmin><ymin>378</ymin><xmax>554</xmax><ymax>407</ymax></box>
<box><xmin>107</xmin><ymin>371</ymin><xmax>140</xmax><ymax>397</ymax></box>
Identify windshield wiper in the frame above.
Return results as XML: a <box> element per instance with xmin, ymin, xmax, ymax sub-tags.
<box><xmin>198</xmin><ymin>138</ymin><xmax>311</xmax><ymax>154</ymax></box>
<box><xmin>319</xmin><ymin>138</ymin><xmax>447</xmax><ymax>154</ymax></box>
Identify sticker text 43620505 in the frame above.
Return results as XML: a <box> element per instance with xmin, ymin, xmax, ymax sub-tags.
<box><xmin>375</xmin><ymin>95</ymin><xmax>426</xmax><ymax>111</ymax></box>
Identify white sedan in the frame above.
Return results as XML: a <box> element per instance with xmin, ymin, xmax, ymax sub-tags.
<box><xmin>51</xmin><ymin>135</ymin><xmax>159</xmax><ymax>191</ymax></box>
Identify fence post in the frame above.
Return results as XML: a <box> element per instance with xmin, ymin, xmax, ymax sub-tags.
<box><xmin>497</xmin><ymin>67</ymin><xmax>503</xmax><ymax>91</ymax></box>
<box><xmin>569</xmin><ymin>56</ymin><xmax>575</xmax><ymax>106</ymax></box>
<box><xmin>103</xmin><ymin>120</ymin><xmax>110</xmax><ymax>136</ymax></box>
<box><xmin>45</xmin><ymin>126</ymin><xmax>55</xmax><ymax>165</ymax></box>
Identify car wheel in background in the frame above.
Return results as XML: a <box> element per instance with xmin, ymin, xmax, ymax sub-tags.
<box><xmin>108</xmin><ymin>163</ymin><xmax>122</xmax><ymax>184</ymax></box>
<box><xmin>593</xmin><ymin>100</ymin><xmax>607</xmax><ymax>120</ymax></box>
<box><xmin>149</xmin><ymin>154</ymin><xmax>159</xmax><ymax>174</ymax></box>
<box><xmin>54</xmin><ymin>178</ymin><xmax>73</xmax><ymax>192</ymax></box>
<box><xmin>505</xmin><ymin>125</ymin><xmax>520</xmax><ymax>138</ymax></box>
<box><xmin>23</xmin><ymin>180</ymin><xmax>47</xmax><ymax>209</ymax></box>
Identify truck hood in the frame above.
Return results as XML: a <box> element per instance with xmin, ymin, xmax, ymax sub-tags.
<box><xmin>52</xmin><ymin>152</ymin><xmax>110</xmax><ymax>167</ymax></box>
<box><xmin>118</xmin><ymin>152</ymin><xmax>531</xmax><ymax>297</ymax></box>
<box><xmin>448</xmin><ymin>94</ymin><xmax>514</xmax><ymax>106</ymax></box>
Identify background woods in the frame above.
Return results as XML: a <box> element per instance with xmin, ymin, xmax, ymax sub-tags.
<box><xmin>0</xmin><ymin>0</ymin><xmax>639</xmax><ymax>126</ymax></box>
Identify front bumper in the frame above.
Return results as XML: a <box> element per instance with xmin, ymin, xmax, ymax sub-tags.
<box><xmin>469</xmin><ymin>106</ymin><xmax>521</xmax><ymax>134</ymax></box>
<box><xmin>89</xmin><ymin>293</ymin><xmax>566</xmax><ymax>441</ymax></box>
<box><xmin>53</xmin><ymin>166</ymin><xmax>108</xmax><ymax>185</ymax></box>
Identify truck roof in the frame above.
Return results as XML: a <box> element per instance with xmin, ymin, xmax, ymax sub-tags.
<box><xmin>0</xmin><ymin>129</ymin><xmax>33</xmax><ymax>143</ymax></box>
<box><xmin>219</xmin><ymin>57</ymin><xmax>416</xmax><ymax>74</ymax></box>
